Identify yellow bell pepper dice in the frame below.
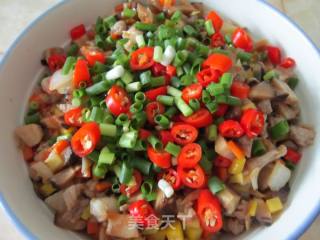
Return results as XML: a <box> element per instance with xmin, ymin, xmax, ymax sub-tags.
<box><xmin>248</xmin><ymin>199</ymin><xmax>258</xmax><ymax>217</ymax></box>
<box><xmin>229</xmin><ymin>173</ymin><xmax>244</xmax><ymax>185</ymax></box>
<box><xmin>185</xmin><ymin>218</ymin><xmax>202</xmax><ymax>240</ymax></box>
<box><xmin>266</xmin><ymin>197</ymin><xmax>283</xmax><ymax>213</ymax></box>
<box><xmin>228</xmin><ymin>157</ymin><xmax>246</xmax><ymax>175</ymax></box>
<box><xmin>166</xmin><ymin>221</ymin><xmax>184</xmax><ymax>240</ymax></box>
<box><xmin>146</xmin><ymin>229</ymin><xmax>166</xmax><ymax>240</ymax></box>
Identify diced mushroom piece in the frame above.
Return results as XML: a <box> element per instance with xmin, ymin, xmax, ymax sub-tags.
<box><xmin>258</xmin><ymin>163</ymin><xmax>275</xmax><ymax>191</ymax></box>
<box><xmin>29</xmin><ymin>161</ymin><xmax>53</xmax><ymax>181</ymax></box>
<box><xmin>271</xmin><ymin>78</ymin><xmax>298</xmax><ymax>105</ymax></box>
<box><xmin>34</xmin><ymin>147</ymin><xmax>50</xmax><ymax>162</ymax></box>
<box><xmin>216</xmin><ymin>188</ymin><xmax>241</xmax><ymax>215</ymax></box>
<box><xmin>15</xmin><ymin>124</ymin><xmax>43</xmax><ymax>147</ymax></box>
<box><xmin>215</xmin><ymin>135</ymin><xmax>235</xmax><ymax>160</ymax></box>
<box><xmin>232</xmin><ymin>200</ymin><xmax>249</xmax><ymax>221</ymax></box>
<box><xmin>122</xmin><ymin>25</ymin><xmax>143</xmax><ymax>52</ymax></box>
<box><xmin>45</xmin><ymin>190</ymin><xmax>67</xmax><ymax>213</ymax></box>
<box><xmin>282</xmin><ymin>140</ymin><xmax>299</xmax><ymax>151</ymax></box>
<box><xmin>245</xmin><ymin>145</ymin><xmax>287</xmax><ymax>190</ymax></box>
<box><xmin>255</xmin><ymin>199</ymin><xmax>272</xmax><ymax>225</ymax></box>
<box><xmin>111</xmin><ymin>20</ymin><xmax>127</xmax><ymax>36</ymax></box>
<box><xmin>154</xmin><ymin>188</ymin><xmax>177</xmax><ymax>215</ymax></box>
<box><xmin>106</xmin><ymin>212</ymin><xmax>140</xmax><ymax>239</ymax></box>
<box><xmin>167</xmin><ymin>1</ymin><xmax>197</xmax><ymax>15</ymax></box>
<box><xmin>50</xmin><ymin>165</ymin><xmax>81</xmax><ymax>188</ymax></box>
<box><xmin>289</xmin><ymin>125</ymin><xmax>315</xmax><ymax>147</ymax></box>
<box><xmin>191</xmin><ymin>2</ymin><xmax>204</xmax><ymax>16</ymax></box>
<box><xmin>90</xmin><ymin>196</ymin><xmax>118</xmax><ymax>222</ymax></box>
<box><xmin>225</xmin><ymin>218</ymin><xmax>245</xmax><ymax>235</ymax></box>
<box><xmin>99</xmin><ymin>223</ymin><xmax>110</xmax><ymax>240</ymax></box>
<box><xmin>63</xmin><ymin>184</ymin><xmax>84</xmax><ymax>211</ymax></box>
<box><xmin>137</xmin><ymin>4</ymin><xmax>154</xmax><ymax>24</ymax></box>
<box><xmin>249</xmin><ymin>82</ymin><xmax>275</xmax><ymax>100</ymax></box>
<box><xmin>262</xmin><ymin>161</ymin><xmax>291</xmax><ymax>191</ymax></box>
<box><xmin>54</xmin><ymin>199</ymin><xmax>89</xmax><ymax>231</ymax></box>
<box><xmin>238</xmin><ymin>136</ymin><xmax>253</xmax><ymax>158</ymax></box>
<box><xmin>257</xmin><ymin>100</ymin><xmax>273</xmax><ymax>115</ymax></box>
<box><xmin>57</xmin><ymin>103</ymin><xmax>74</xmax><ymax>113</ymax></box>
<box><xmin>277</xmin><ymin>103</ymin><xmax>299</xmax><ymax>120</ymax></box>
<box><xmin>41</xmin><ymin>115</ymin><xmax>63</xmax><ymax>129</ymax></box>
<box><xmin>146</xmin><ymin>0</ymin><xmax>163</xmax><ymax>11</ymax></box>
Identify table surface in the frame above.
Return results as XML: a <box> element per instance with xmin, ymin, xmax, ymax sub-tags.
<box><xmin>0</xmin><ymin>0</ymin><xmax>319</xmax><ymax>239</ymax></box>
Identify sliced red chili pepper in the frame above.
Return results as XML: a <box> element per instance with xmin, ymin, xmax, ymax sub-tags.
<box><xmin>71</xmin><ymin>122</ymin><xmax>101</xmax><ymax>157</ymax></box>
<box><xmin>147</xmin><ymin>145</ymin><xmax>171</xmax><ymax>169</ymax></box>
<box><xmin>130</xmin><ymin>47</ymin><xmax>155</xmax><ymax>71</ymax></box>
<box><xmin>230</xmin><ymin>81</ymin><xmax>250</xmax><ymax>99</ymax></box>
<box><xmin>128</xmin><ymin>200</ymin><xmax>158</xmax><ymax>228</ymax></box>
<box><xmin>196</xmin><ymin>189</ymin><xmax>223</xmax><ymax>233</ymax></box>
<box><xmin>266</xmin><ymin>46</ymin><xmax>282</xmax><ymax>65</ymax></box>
<box><xmin>280</xmin><ymin>57</ymin><xmax>296</xmax><ymax>69</ymax></box>
<box><xmin>146</xmin><ymin>101</ymin><xmax>165</xmax><ymax>125</ymax></box>
<box><xmin>105</xmin><ymin>85</ymin><xmax>131</xmax><ymax>116</ymax></box>
<box><xmin>206</xmin><ymin>11</ymin><xmax>223</xmax><ymax>32</ymax></box>
<box><xmin>139</xmin><ymin>129</ymin><xmax>152</xmax><ymax>140</ymax></box>
<box><xmin>214</xmin><ymin>104</ymin><xmax>229</xmax><ymax>117</ymax></box>
<box><xmin>87</xmin><ymin>220</ymin><xmax>99</xmax><ymax>235</ymax></box>
<box><xmin>151</xmin><ymin>63</ymin><xmax>172</xmax><ymax>84</ymax></box>
<box><xmin>214</xmin><ymin>155</ymin><xmax>232</xmax><ymax>168</ymax></box>
<box><xmin>211</xmin><ymin>32</ymin><xmax>225</xmax><ymax>48</ymax></box>
<box><xmin>178</xmin><ymin>143</ymin><xmax>202</xmax><ymax>168</ymax></box>
<box><xmin>180</xmin><ymin>108</ymin><xmax>213</xmax><ymax>128</ymax></box>
<box><xmin>166</xmin><ymin>65</ymin><xmax>176</xmax><ymax>77</ymax></box>
<box><xmin>53</xmin><ymin>140</ymin><xmax>69</xmax><ymax>155</ymax></box>
<box><xmin>81</xmin><ymin>46</ymin><xmax>106</xmax><ymax>67</ymax></box>
<box><xmin>202</xmin><ymin>54</ymin><xmax>233</xmax><ymax>73</ymax></box>
<box><xmin>284</xmin><ymin>148</ymin><xmax>302</xmax><ymax>164</ymax></box>
<box><xmin>22</xmin><ymin>145</ymin><xmax>34</xmax><ymax>162</ymax></box>
<box><xmin>232</xmin><ymin>28</ymin><xmax>253</xmax><ymax>52</ymax></box>
<box><xmin>197</xmin><ymin>68</ymin><xmax>221</xmax><ymax>87</ymax></box>
<box><xmin>73</xmin><ymin>59</ymin><xmax>91</xmax><ymax>88</ymax></box>
<box><xmin>120</xmin><ymin>170</ymin><xmax>142</xmax><ymax>196</ymax></box>
<box><xmin>47</xmin><ymin>54</ymin><xmax>66</xmax><ymax>73</ymax></box>
<box><xmin>159</xmin><ymin>130</ymin><xmax>175</xmax><ymax>146</ymax></box>
<box><xmin>182</xmin><ymin>83</ymin><xmax>203</xmax><ymax>103</ymax></box>
<box><xmin>159</xmin><ymin>168</ymin><xmax>182</xmax><ymax>190</ymax></box>
<box><xmin>214</xmin><ymin>167</ymin><xmax>228</xmax><ymax>182</ymax></box>
<box><xmin>64</xmin><ymin>107</ymin><xmax>83</xmax><ymax>127</ymax></box>
<box><xmin>219</xmin><ymin>120</ymin><xmax>244</xmax><ymax>138</ymax></box>
<box><xmin>145</xmin><ymin>86</ymin><xmax>167</xmax><ymax>101</ymax></box>
<box><xmin>70</xmin><ymin>24</ymin><xmax>86</xmax><ymax>41</ymax></box>
<box><xmin>171</xmin><ymin>124</ymin><xmax>198</xmax><ymax>145</ymax></box>
<box><xmin>240</xmin><ymin>109</ymin><xmax>264</xmax><ymax>138</ymax></box>
<box><xmin>178</xmin><ymin>164</ymin><xmax>206</xmax><ymax>189</ymax></box>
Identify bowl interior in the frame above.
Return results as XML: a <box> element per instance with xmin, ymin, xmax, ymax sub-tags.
<box><xmin>0</xmin><ymin>0</ymin><xmax>319</xmax><ymax>239</ymax></box>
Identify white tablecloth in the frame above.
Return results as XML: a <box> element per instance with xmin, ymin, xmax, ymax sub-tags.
<box><xmin>0</xmin><ymin>0</ymin><xmax>319</xmax><ymax>239</ymax></box>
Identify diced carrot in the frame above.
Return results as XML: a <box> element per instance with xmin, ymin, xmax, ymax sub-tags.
<box><xmin>87</xmin><ymin>221</ymin><xmax>99</xmax><ymax>235</ymax></box>
<box><xmin>22</xmin><ymin>146</ymin><xmax>34</xmax><ymax>162</ymax></box>
<box><xmin>53</xmin><ymin>140</ymin><xmax>69</xmax><ymax>154</ymax></box>
<box><xmin>95</xmin><ymin>182</ymin><xmax>112</xmax><ymax>192</ymax></box>
<box><xmin>227</xmin><ymin>141</ymin><xmax>245</xmax><ymax>160</ymax></box>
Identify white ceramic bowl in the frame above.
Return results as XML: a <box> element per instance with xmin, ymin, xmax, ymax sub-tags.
<box><xmin>0</xmin><ymin>0</ymin><xmax>320</xmax><ymax>239</ymax></box>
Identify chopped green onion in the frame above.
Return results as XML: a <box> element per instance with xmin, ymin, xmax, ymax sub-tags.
<box><xmin>119</xmin><ymin>131</ymin><xmax>138</xmax><ymax>149</ymax></box>
<box><xmin>175</xmin><ymin>97</ymin><xmax>194</xmax><ymax>117</ymax></box>
<box><xmin>237</xmin><ymin>51</ymin><xmax>252</xmax><ymax>62</ymax></box>
<box><xmin>122</xmin><ymin>71</ymin><xmax>133</xmax><ymax>85</ymax></box>
<box><xmin>103</xmin><ymin>113</ymin><xmax>114</xmax><ymax>124</ymax></box>
<box><xmin>220</xmin><ymin>73</ymin><xmax>233</xmax><ymax>88</ymax></box>
<box><xmin>174</xmin><ymin>50</ymin><xmax>189</xmax><ymax>67</ymax></box>
<box><xmin>148</xmin><ymin>135</ymin><xmax>163</xmax><ymax>151</ymax></box>
<box><xmin>103</xmin><ymin>15</ymin><xmax>116</xmax><ymax>29</ymax></box>
<box><xmin>205</xmin><ymin>20</ymin><xmax>215</xmax><ymax>36</ymax></box>
<box><xmin>215</xmin><ymin>117</ymin><xmax>224</xmax><ymax>125</ymax></box>
<box><xmin>189</xmin><ymin>99</ymin><xmax>200</xmax><ymax>111</ymax></box>
<box><xmin>98</xmin><ymin>147</ymin><xmax>115</xmax><ymax>166</ymax></box>
<box><xmin>130</xmin><ymin>102</ymin><xmax>144</xmax><ymax>113</ymax></box>
<box><xmin>183</xmin><ymin>25</ymin><xmax>197</xmax><ymax>36</ymax></box>
<box><xmin>86</xmin><ymin>80</ymin><xmax>109</xmax><ymax>96</ymax></box>
<box><xmin>87</xmin><ymin>150</ymin><xmax>99</xmax><ymax>163</ymax></box>
<box><xmin>167</xmin><ymin>86</ymin><xmax>182</xmax><ymax>97</ymax></box>
<box><xmin>263</xmin><ymin>70</ymin><xmax>279</xmax><ymax>81</ymax></box>
<box><xmin>225</xmin><ymin>34</ymin><xmax>232</xmax><ymax>45</ymax></box>
<box><xmin>111</xmin><ymin>183</ymin><xmax>120</xmax><ymax>193</ymax></box>
<box><xmin>118</xmin><ymin>195</ymin><xmax>129</xmax><ymax>206</ymax></box>
<box><xmin>134</xmin><ymin>92</ymin><xmax>146</xmax><ymax>103</ymax></box>
<box><xmin>131</xmin><ymin>112</ymin><xmax>147</xmax><ymax>129</ymax></box>
<box><xmin>227</xmin><ymin>96</ymin><xmax>241</xmax><ymax>106</ymax></box>
<box><xmin>206</xmin><ymin>101</ymin><xmax>218</xmax><ymax>113</ymax></box>
<box><xmin>153</xmin><ymin>46</ymin><xmax>163</xmax><ymax>62</ymax></box>
<box><xmin>202</xmin><ymin>89</ymin><xmax>211</xmax><ymax>104</ymax></box>
<box><xmin>135</xmin><ymin>22</ymin><xmax>157</xmax><ymax>31</ymax></box>
<box><xmin>126</xmin><ymin>82</ymin><xmax>142</xmax><ymax>92</ymax></box>
<box><xmin>140</xmin><ymin>71</ymin><xmax>152</xmax><ymax>86</ymax></box>
<box><xmin>287</xmin><ymin>77</ymin><xmax>299</xmax><ymax>90</ymax></box>
<box><xmin>93</xmin><ymin>164</ymin><xmax>108</xmax><ymax>178</ymax></box>
<box><xmin>171</xmin><ymin>10</ymin><xmax>182</xmax><ymax>22</ymax></box>
<box><xmin>99</xmin><ymin>123</ymin><xmax>117</xmax><ymax>137</ymax></box>
<box><xmin>133</xmin><ymin>139</ymin><xmax>147</xmax><ymax>151</ymax></box>
<box><xmin>144</xmin><ymin>191</ymin><xmax>157</xmax><ymax>202</ymax></box>
<box><xmin>154</xmin><ymin>114</ymin><xmax>170</xmax><ymax>129</ymax></box>
<box><xmin>132</xmin><ymin>158</ymin><xmax>152</xmax><ymax>175</ymax></box>
<box><xmin>119</xmin><ymin>161</ymin><xmax>133</xmax><ymax>184</ymax></box>
<box><xmin>24</xmin><ymin>112</ymin><xmax>40</xmax><ymax>124</ymax></box>
<box><xmin>200</xmin><ymin>155</ymin><xmax>213</xmax><ymax>174</ymax></box>
<box><xmin>73</xmin><ymin>88</ymin><xmax>86</xmax><ymax>98</ymax></box>
<box><xmin>270</xmin><ymin>120</ymin><xmax>290</xmax><ymax>140</ymax></box>
<box><xmin>27</xmin><ymin>101</ymin><xmax>39</xmax><ymax>114</ymax></box>
<box><xmin>176</xmin><ymin>37</ymin><xmax>187</xmax><ymax>50</ymax></box>
<box><xmin>216</xmin><ymin>95</ymin><xmax>227</xmax><ymax>104</ymax></box>
<box><xmin>136</xmin><ymin>35</ymin><xmax>146</xmax><ymax>48</ymax></box>
<box><xmin>208</xmin><ymin>176</ymin><xmax>225</xmax><ymax>194</ymax></box>
<box><xmin>141</xmin><ymin>179</ymin><xmax>155</xmax><ymax>196</ymax></box>
<box><xmin>150</xmin><ymin>76</ymin><xmax>165</xmax><ymax>87</ymax></box>
<box><xmin>62</xmin><ymin>56</ymin><xmax>76</xmax><ymax>75</ymax></box>
<box><xmin>165</xmin><ymin>142</ymin><xmax>181</xmax><ymax>157</ymax></box>
<box><xmin>89</xmin><ymin>107</ymin><xmax>105</xmax><ymax>123</ymax></box>
<box><xmin>207</xmin><ymin>124</ymin><xmax>217</xmax><ymax>141</ymax></box>
<box><xmin>115</xmin><ymin>114</ymin><xmax>129</xmax><ymax>126</ymax></box>
<box><xmin>180</xmin><ymin>75</ymin><xmax>194</xmax><ymax>86</ymax></box>
<box><xmin>157</xmin><ymin>95</ymin><xmax>174</xmax><ymax>106</ymax></box>
<box><xmin>122</xmin><ymin>7</ymin><xmax>136</xmax><ymax>18</ymax></box>
<box><xmin>67</xmin><ymin>43</ymin><xmax>79</xmax><ymax>56</ymax></box>
<box><xmin>252</xmin><ymin>139</ymin><xmax>267</xmax><ymax>157</ymax></box>
<box><xmin>207</xmin><ymin>83</ymin><xmax>225</xmax><ymax>96</ymax></box>
<box><xmin>164</xmin><ymin>106</ymin><xmax>178</xmax><ymax>119</ymax></box>
<box><xmin>93</xmin><ymin>62</ymin><xmax>107</xmax><ymax>74</ymax></box>
<box><xmin>95</xmin><ymin>35</ymin><xmax>106</xmax><ymax>49</ymax></box>
<box><xmin>156</xmin><ymin>12</ymin><xmax>165</xmax><ymax>22</ymax></box>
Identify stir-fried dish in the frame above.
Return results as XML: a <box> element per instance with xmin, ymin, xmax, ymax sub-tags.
<box><xmin>14</xmin><ymin>0</ymin><xmax>315</xmax><ymax>239</ymax></box>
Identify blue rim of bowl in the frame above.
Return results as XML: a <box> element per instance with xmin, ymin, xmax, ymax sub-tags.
<box><xmin>0</xmin><ymin>0</ymin><xmax>320</xmax><ymax>239</ymax></box>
